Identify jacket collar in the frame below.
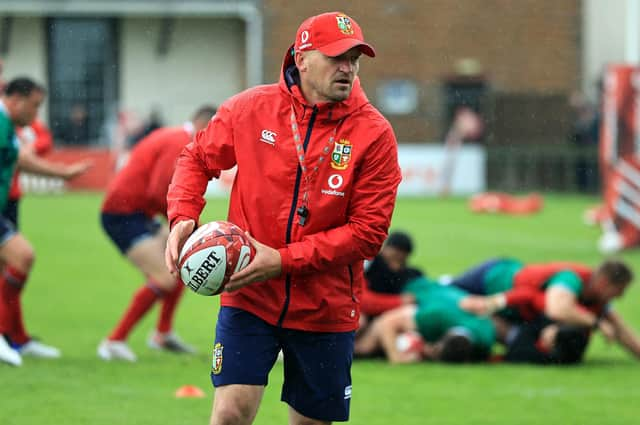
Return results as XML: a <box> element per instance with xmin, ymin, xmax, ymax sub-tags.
<box><xmin>278</xmin><ymin>45</ymin><xmax>369</xmax><ymax>123</ymax></box>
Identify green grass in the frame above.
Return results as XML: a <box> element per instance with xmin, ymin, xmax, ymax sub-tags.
<box><xmin>2</xmin><ymin>193</ymin><xmax>640</xmax><ymax>424</ymax></box>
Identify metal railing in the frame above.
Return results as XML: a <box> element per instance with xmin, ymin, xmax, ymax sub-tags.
<box><xmin>486</xmin><ymin>145</ymin><xmax>600</xmax><ymax>193</ymax></box>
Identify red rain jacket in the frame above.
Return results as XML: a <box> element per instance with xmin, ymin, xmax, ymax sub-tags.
<box><xmin>167</xmin><ymin>51</ymin><xmax>401</xmax><ymax>332</ymax></box>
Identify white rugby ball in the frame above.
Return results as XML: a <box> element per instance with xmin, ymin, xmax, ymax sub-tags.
<box><xmin>178</xmin><ymin>221</ymin><xmax>254</xmax><ymax>296</ymax></box>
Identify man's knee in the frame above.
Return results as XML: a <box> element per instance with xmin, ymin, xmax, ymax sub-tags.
<box><xmin>212</xmin><ymin>400</ymin><xmax>256</xmax><ymax>425</ymax></box>
<box><xmin>16</xmin><ymin>247</ymin><xmax>35</xmax><ymax>273</ymax></box>
<box><xmin>288</xmin><ymin>407</ymin><xmax>331</xmax><ymax>425</ymax></box>
<box><xmin>211</xmin><ymin>385</ymin><xmax>263</xmax><ymax>425</ymax></box>
<box><xmin>3</xmin><ymin>236</ymin><xmax>35</xmax><ymax>273</ymax></box>
<box><xmin>149</xmin><ymin>273</ymin><xmax>177</xmax><ymax>292</ymax></box>
<box><xmin>290</xmin><ymin>416</ymin><xmax>330</xmax><ymax>425</ymax></box>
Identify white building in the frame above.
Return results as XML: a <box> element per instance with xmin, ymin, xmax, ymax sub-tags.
<box><xmin>0</xmin><ymin>0</ymin><xmax>262</xmax><ymax>145</ymax></box>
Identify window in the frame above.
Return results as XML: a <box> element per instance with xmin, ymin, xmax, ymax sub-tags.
<box><xmin>47</xmin><ymin>18</ymin><xmax>118</xmax><ymax>146</ymax></box>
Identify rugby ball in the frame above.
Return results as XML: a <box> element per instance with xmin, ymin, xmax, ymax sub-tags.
<box><xmin>395</xmin><ymin>330</ymin><xmax>425</xmax><ymax>358</ymax></box>
<box><xmin>178</xmin><ymin>221</ymin><xmax>254</xmax><ymax>296</ymax></box>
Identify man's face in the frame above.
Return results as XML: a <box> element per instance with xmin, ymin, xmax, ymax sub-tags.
<box><xmin>380</xmin><ymin>245</ymin><xmax>409</xmax><ymax>273</ymax></box>
<box><xmin>297</xmin><ymin>47</ymin><xmax>361</xmax><ymax>103</ymax></box>
<box><xmin>193</xmin><ymin>117</ymin><xmax>210</xmax><ymax>133</ymax></box>
<box><xmin>591</xmin><ymin>274</ymin><xmax>628</xmax><ymax>303</ymax></box>
<box><xmin>11</xmin><ymin>90</ymin><xmax>44</xmax><ymax>127</ymax></box>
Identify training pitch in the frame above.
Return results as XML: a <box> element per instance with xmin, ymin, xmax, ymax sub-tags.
<box><xmin>2</xmin><ymin>193</ymin><xmax>639</xmax><ymax>424</ymax></box>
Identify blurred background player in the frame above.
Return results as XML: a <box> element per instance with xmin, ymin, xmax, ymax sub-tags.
<box><xmin>97</xmin><ymin>105</ymin><xmax>217</xmax><ymax>362</ymax></box>
<box><xmin>360</xmin><ymin>231</ymin><xmax>423</xmax><ymax>319</ymax></box>
<box><xmin>365</xmin><ymin>231</ymin><xmax>423</xmax><ymax>295</ymax></box>
<box><xmin>439</xmin><ymin>107</ymin><xmax>484</xmax><ymax>196</ymax></box>
<box><xmin>6</xmin><ymin>119</ymin><xmax>54</xmax><ymax>227</ymax></box>
<box><xmin>502</xmin><ymin>316</ymin><xmax>591</xmax><ymax>365</ymax></box>
<box><xmin>355</xmin><ymin>276</ymin><xmax>498</xmax><ymax>364</ymax></box>
<box><xmin>0</xmin><ymin>60</ymin><xmax>55</xmax><ymax>227</ymax></box>
<box><xmin>357</xmin><ymin>272</ymin><xmax>595</xmax><ymax>365</ymax></box>
<box><xmin>0</xmin><ymin>77</ymin><xmax>91</xmax><ymax>366</ymax></box>
<box><xmin>56</xmin><ymin>103</ymin><xmax>89</xmax><ymax>146</ymax></box>
<box><xmin>454</xmin><ymin>258</ymin><xmax>640</xmax><ymax>360</ymax></box>
<box><xmin>356</xmin><ymin>232</ymin><xmax>423</xmax><ymax>358</ymax></box>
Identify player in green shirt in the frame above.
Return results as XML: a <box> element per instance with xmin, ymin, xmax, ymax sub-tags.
<box><xmin>0</xmin><ymin>77</ymin><xmax>90</xmax><ymax>367</ymax></box>
<box><xmin>454</xmin><ymin>259</ymin><xmax>640</xmax><ymax>363</ymax></box>
<box><xmin>354</xmin><ymin>276</ymin><xmax>497</xmax><ymax>363</ymax></box>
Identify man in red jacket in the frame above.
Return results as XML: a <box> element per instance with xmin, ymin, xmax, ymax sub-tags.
<box><xmin>165</xmin><ymin>12</ymin><xmax>401</xmax><ymax>425</ymax></box>
<box><xmin>98</xmin><ymin>105</ymin><xmax>216</xmax><ymax>362</ymax></box>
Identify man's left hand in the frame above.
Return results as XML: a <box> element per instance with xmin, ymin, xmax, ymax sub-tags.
<box><xmin>225</xmin><ymin>233</ymin><xmax>282</xmax><ymax>292</ymax></box>
<box><xmin>459</xmin><ymin>296</ymin><xmax>492</xmax><ymax>315</ymax></box>
<box><xmin>598</xmin><ymin>319</ymin><xmax>617</xmax><ymax>343</ymax></box>
<box><xmin>63</xmin><ymin>159</ymin><xmax>93</xmax><ymax>180</ymax></box>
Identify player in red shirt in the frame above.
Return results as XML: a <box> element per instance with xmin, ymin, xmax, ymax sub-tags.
<box><xmin>457</xmin><ymin>259</ymin><xmax>640</xmax><ymax>361</ymax></box>
<box><xmin>97</xmin><ymin>105</ymin><xmax>216</xmax><ymax>362</ymax></box>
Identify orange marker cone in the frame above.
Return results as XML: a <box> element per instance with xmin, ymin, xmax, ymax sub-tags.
<box><xmin>175</xmin><ymin>385</ymin><xmax>206</xmax><ymax>398</ymax></box>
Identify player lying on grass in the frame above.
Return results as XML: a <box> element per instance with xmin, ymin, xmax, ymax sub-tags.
<box><xmin>355</xmin><ymin>275</ymin><xmax>597</xmax><ymax>365</ymax></box>
<box><xmin>502</xmin><ymin>316</ymin><xmax>591</xmax><ymax>364</ymax></box>
<box><xmin>364</xmin><ymin>231</ymin><xmax>423</xmax><ymax>297</ymax></box>
<box><xmin>358</xmin><ymin>232</ymin><xmax>423</xmax><ymax>331</ymax></box>
<box><xmin>0</xmin><ymin>78</ymin><xmax>91</xmax><ymax>367</ymax></box>
<box><xmin>97</xmin><ymin>105</ymin><xmax>216</xmax><ymax>362</ymax></box>
<box><xmin>354</xmin><ymin>276</ymin><xmax>499</xmax><ymax>363</ymax></box>
<box><xmin>454</xmin><ymin>258</ymin><xmax>640</xmax><ymax>361</ymax></box>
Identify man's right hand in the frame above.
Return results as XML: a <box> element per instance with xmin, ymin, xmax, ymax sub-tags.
<box><xmin>165</xmin><ymin>219</ymin><xmax>196</xmax><ymax>276</ymax></box>
<box><xmin>598</xmin><ymin>319</ymin><xmax>617</xmax><ymax>343</ymax></box>
<box><xmin>459</xmin><ymin>294</ymin><xmax>506</xmax><ymax>316</ymax></box>
<box><xmin>459</xmin><ymin>296</ymin><xmax>492</xmax><ymax>315</ymax></box>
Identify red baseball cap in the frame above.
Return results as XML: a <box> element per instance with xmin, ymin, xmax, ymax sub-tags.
<box><xmin>294</xmin><ymin>12</ymin><xmax>376</xmax><ymax>58</ymax></box>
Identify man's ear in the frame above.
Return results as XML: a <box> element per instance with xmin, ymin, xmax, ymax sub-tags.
<box><xmin>294</xmin><ymin>51</ymin><xmax>307</xmax><ymax>72</ymax></box>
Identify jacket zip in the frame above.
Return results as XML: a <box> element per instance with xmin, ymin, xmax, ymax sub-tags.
<box><xmin>348</xmin><ymin>265</ymin><xmax>356</xmax><ymax>302</ymax></box>
<box><xmin>277</xmin><ymin>105</ymin><xmax>318</xmax><ymax>327</ymax></box>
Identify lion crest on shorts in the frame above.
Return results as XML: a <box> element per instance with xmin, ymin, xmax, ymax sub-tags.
<box><xmin>212</xmin><ymin>342</ymin><xmax>224</xmax><ymax>375</ymax></box>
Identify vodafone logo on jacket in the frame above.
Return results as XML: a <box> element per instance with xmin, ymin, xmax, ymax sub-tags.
<box><xmin>328</xmin><ymin>174</ymin><xmax>343</xmax><ymax>189</ymax></box>
<box><xmin>322</xmin><ymin>174</ymin><xmax>345</xmax><ymax>197</ymax></box>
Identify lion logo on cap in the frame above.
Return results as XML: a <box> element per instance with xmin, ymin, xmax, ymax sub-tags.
<box><xmin>336</xmin><ymin>14</ymin><xmax>354</xmax><ymax>35</ymax></box>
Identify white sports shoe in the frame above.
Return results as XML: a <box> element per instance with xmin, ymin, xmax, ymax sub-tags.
<box><xmin>0</xmin><ymin>335</ymin><xmax>22</xmax><ymax>366</ymax></box>
<box><xmin>19</xmin><ymin>340</ymin><xmax>61</xmax><ymax>358</ymax></box>
<box><xmin>599</xmin><ymin>231</ymin><xmax>623</xmax><ymax>254</ymax></box>
<box><xmin>147</xmin><ymin>332</ymin><xmax>196</xmax><ymax>354</ymax></box>
<box><xmin>97</xmin><ymin>340</ymin><xmax>137</xmax><ymax>362</ymax></box>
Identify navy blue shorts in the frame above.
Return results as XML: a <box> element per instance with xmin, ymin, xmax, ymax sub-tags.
<box><xmin>212</xmin><ymin>306</ymin><xmax>354</xmax><ymax>422</ymax></box>
<box><xmin>100</xmin><ymin>212</ymin><xmax>162</xmax><ymax>254</ymax></box>
<box><xmin>0</xmin><ymin>213</ymin><xmax>16</xmax><ymax>246</ymax></box>
<box><xmin>3</xmin><ymin>199</ymin><xmax>19</xmax><ymax>228</ymax></box>
<box><xmin>450</xmin><ymin>258</ymin><xmax>505</xmax><ymax>294</ymax></box>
